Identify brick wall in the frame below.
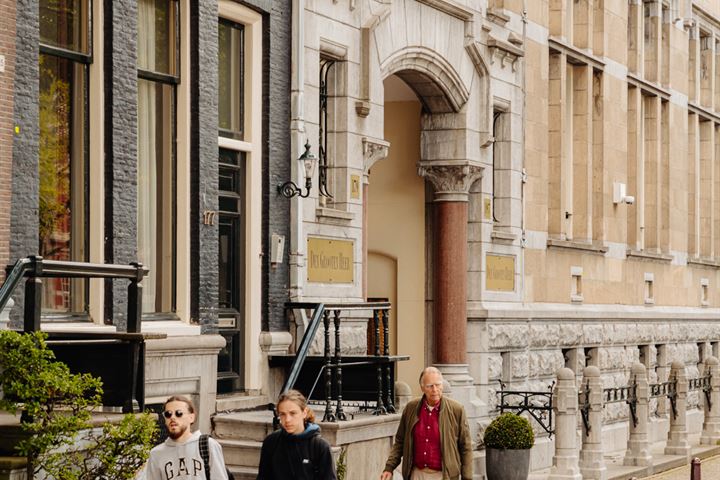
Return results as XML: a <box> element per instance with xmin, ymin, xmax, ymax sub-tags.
<box><xmin>103</xmin><ymin>0</ymin><xmax>139</xmax><ymax>329</ymax></box>
<box><xmin>0</xmin><ymin>0</ymin><xmax>17</xmax><ymax>279</ymax></box>
<box><xmin>243</xmin><ymin>0</ymin><xmax>292</xmax><ymax>332</ymax></box>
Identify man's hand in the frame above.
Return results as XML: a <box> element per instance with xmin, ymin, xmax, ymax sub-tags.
<box><xmin>380</xmin><ymin>471</ymin><xmax>393</xmax><ymax>480</ymax></box>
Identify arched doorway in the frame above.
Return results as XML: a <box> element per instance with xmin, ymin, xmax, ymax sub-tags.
<box><xmin>367</xmin><ymin>75</ymin><xmax>426</xmax><ymax>392</ymax></box>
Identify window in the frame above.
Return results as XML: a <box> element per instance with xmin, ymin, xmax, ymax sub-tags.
<box><xmin>218</xmin><ymin>19</ymin><xmax>244</xmax><ymax>140</ymax></box>
<box><xmin>137</xmin><ymin>0</ymin><xmax>179</xmax><ymax>314</ymax></box>
<box><xmin>39</xmin><ymin>0</ymin><xmax>90</xmax><ymax>314</ymax></box>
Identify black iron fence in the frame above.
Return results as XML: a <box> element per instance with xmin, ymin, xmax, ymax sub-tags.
<box><xmin>496</xmin><ymin>381</ymin><xmax>555</xmax><ymax>435</ymax></box>
<box><xmin>272</xmin><ymin>302</ymin><xmax>407</xmax><ymax>424</ymax></box>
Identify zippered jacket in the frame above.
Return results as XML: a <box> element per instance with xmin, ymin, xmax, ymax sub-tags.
<box><xmin>383</xmin><ymin>396</ymin><xmax>473</xmax><ymax>480</ymax></box>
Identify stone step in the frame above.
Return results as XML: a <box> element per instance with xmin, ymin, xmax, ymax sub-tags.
<box><xmin>213</xmin><ymin>410</ymin><xmax>275</xmax><ymax>441</ymax></box>
<box><xmin>218</xmin><ymin>438</ymin><xmax>263</xmax><ymax>468</ymax></box>
<box><xmin>215</xmin><ymin>393</ymin><xmax>270</xmax><ymax>413</ymax></box>
<box><xmin>227</xmin><ymin>465</ymin><xmax>258</xmax><ymax>480</ymax></box>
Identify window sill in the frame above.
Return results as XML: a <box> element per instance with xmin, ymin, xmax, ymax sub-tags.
<box><xmin>547</xmin><ymin>238</ymin><xmax>608</xmax><ymax>254</ymax></box>
<box><xmin>687</xmin><ymin>257</ymin><xmax>720</xmax><ymax>269</ymax></box>
<box><xmin>626</xmin><ymin>249</ymin><xmax>673</xmax><ymax>263</ymax></box>
<box><xmin>491</xmin><ymin>230</ymin><xmax>517</xmax><ymax>244</ymax></box>
<box><xmin>316</xmin><ymin>207</ymin><xmax>355</xmax><ymax>224</ymax></box>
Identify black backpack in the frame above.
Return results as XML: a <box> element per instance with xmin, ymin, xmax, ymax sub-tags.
<box><xmin>199</xmin><ymin>434</ymin><xmax>235</xmax><ymax>480</ymax></box>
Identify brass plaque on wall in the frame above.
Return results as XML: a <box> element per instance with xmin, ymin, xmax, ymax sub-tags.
<box><xmin>486</xmin><ymin>254</ymin><xmax>515</xmax><ymax>291</ymax></box>
<box><xmin>307</xmin><ymin>237</ymin><xmax>354</xmax><ymax>283</ymax></box>
<box><xmin>350</xmin><ymin>175</ymin><xmax>361</xmax><ymax>199</ymax></box>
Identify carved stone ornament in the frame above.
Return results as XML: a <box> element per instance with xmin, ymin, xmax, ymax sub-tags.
<box><xmin>417</xmin><ymin>163</ymin><xmax>483</xmax><ymax>201</ymax></box>
<box><xmin>363</xmin><ymin>137</ymin><xmax>390</xmax><ymax>178</ymax></box>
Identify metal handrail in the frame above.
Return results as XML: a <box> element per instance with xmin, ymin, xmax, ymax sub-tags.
<box><xmin>280</xmin><ymin>302</ymin><xmax>326</xmax><ymax>396</ymax></box>
<box><xmin>0</xmin><ymin>255</ymin><xmax>149</xmax><ymax>333</ymax></box>
<box><xmin>0</xmin><ymin>257</ymin><xmax>32</xmax><ymax>314</ymax></box>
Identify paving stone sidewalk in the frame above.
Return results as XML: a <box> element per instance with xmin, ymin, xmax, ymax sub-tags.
<box><xmin>642</xmin><ymin>454</ymin><xmax>720</xmax><ymax>480</ymax></box>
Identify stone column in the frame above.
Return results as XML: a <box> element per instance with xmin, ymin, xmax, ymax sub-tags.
<box><xmin>418</xmin><ymin>163</ymin><xmax>482</xmax><ymax>366</ymax></box>
<box><xmin>625</xmin><ymin>362</ymin><xmax>652</xmax><ymax>466</ymax></box>
<box><xmin>580</xmin><ymin>366</ymin><xmax>606</xmax><ymax>480</ymax></box>
<box><xmin>548</xmin><ymin>368</ymin><xmax>583</xmax><ymax>480</ymax></box>
<box><xmin>701</xmin><ymin>356</ymin><xmax>720</xmax><ymax>445</ymax></box>
<box><xmin>665</xmin><ymin>360</ymin><xmax>691</xmax><ymax>458</ymax></box>
<box><xmin>418</xmin><ymin>162</ymin><xmax>484</xmax><ymax>439</ymax></box>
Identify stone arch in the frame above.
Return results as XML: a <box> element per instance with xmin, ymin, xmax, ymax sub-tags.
<box><xmin>380</xmin><ymin>47</ymin><xmax>470</xmax><ymax>114</ymax></box>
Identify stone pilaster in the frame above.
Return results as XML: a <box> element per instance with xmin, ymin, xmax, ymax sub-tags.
<box><xmin>362</xmin><ymin>137</ymin><xmax>390</xmax><ymax>299</ymax></box>
<box><xmin>665</xmin><ymin>360</ymin><xmax>691</xmax><ymax>458</ymax></box>
<box><xmin>624</xmin><ymin>363</ymin><xmax>652</xmax><ymax>467</ymax></box>
<box><xmin>549</xmin><ymin>368</ymin><xmax>583</xmax><ymax>480</ymax></box>
<box><xmin>701</xmin><ymin>356</ymin><xmax>720</xmax><ymax>445</ymax></box>
<box><xmin>580</xmin><ymin>366</ymin><xmax>607</xmax><ymax>479</ymax></box>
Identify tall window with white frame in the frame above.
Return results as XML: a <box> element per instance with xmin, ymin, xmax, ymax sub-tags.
<box><xmin>137</xmin><ymin>0</ymin><xmax>178</xmax><ymax>315</ymax></box>
<box><xmin>39</xmin><ymin>0</ymin><xmax>90</xmax><ymax>314</ymax></box>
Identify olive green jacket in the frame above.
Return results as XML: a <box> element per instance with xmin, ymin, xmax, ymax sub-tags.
<box><xmin>383</xmin><ymin>396</ymin><xmax>473</xmax><ymax>480</ymax></box>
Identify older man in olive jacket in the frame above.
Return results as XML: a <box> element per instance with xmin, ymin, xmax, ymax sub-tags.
<box><xmin>380</xmin><ymin>367</ymin><xmax>473</xmax><ymax>480</ymax></box>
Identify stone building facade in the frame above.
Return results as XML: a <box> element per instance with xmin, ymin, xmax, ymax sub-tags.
<box><xmin>282</xmin><ymin>0</ymin><xmax>720</xmax><ymax>470</ymax></box>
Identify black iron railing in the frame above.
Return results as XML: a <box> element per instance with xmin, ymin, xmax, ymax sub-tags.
<box><xmin>0</xmin><ymin>256</ymin><xmax>150</xmax><ymax>412</ymax></box>
<box><xmin>1</xmin><ymin>255</ymin><xmax>148</xmax><ymax>333</ymax></box>
<box><xmin>650</xmin><ymin>379</ymin><xmax>678</xmax><ymax>418</ymax></box>
<box><xmin>497</xmin><ymin>381</ymin><xmax>555</xmax><ymax>435</ymax></box>
<box><xmin>273</xmin><ymin>302</ymin><xmax>403</xmax><ymax>425</ymax></box>
<box><xmin>689</xmin><ymin>373</ymin><xmax>712</xmax><ymax>410</ymax></box>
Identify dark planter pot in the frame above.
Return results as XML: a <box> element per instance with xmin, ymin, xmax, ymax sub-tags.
<box><xmin>485</xmin><ymin>447</ymin><xmax>531</xmax><ymax>480</ymax></box>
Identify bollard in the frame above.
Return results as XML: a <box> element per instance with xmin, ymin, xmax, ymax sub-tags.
<box><xmin>665</xmin><ymin>360</ymin><xmax>691</xmax><ymax>458</ymax></box>
<box><xmin>700</xmin><ymin>356</ymin><xmax>720</xmax><ymax>445</ymax></box>
<box><xmin>579</xmin><ymin>366</ymin><xmax>607</xmax><ymax>479</ymax></box>
<box><xmin>625</xmin><ymin>363</ymin><xmax>652</xmax><ymax>466</ymax></box>
<box><xmin>690</xmin><ymin>457</ymin><xmax>701</xmax><ymax>480</ymax></box>
<box><xmin>548</xmin><ymin>368</ymin><xmax>583</xmax><ymax>480</ymax></box>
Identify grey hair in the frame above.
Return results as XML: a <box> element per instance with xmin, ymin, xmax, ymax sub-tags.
<box><xmin>419</xmin><ymin>366</ymin><xmax>443</xmax><ymax>384</ymax></box>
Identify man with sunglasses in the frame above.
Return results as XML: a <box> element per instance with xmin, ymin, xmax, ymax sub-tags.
<box><xmin>380</xmin><ymin>367</ymin><xmax>473</xmax><ymax>480</ymax></box>
<box><xmin>143</xmin><ymin>395</ymin><xmax>229</xmax><ymax>479</ymax></box>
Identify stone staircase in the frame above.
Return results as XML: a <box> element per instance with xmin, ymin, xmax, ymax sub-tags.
<box><xmin>212</xmin><ymin>394</ymin><xmax>273</xmax><ymax>479</ymax></box>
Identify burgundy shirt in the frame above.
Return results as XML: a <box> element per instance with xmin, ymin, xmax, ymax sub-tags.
<box><xmin>412</xmin><ymin>399</ymin><xmax>442</xmax><ymax>471</ymax></box>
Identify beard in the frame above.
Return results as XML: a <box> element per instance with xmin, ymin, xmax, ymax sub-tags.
<box><xmin>167</xmin><ymin>424</ymin><xmax>189</xmax><ymax>440</ymax></box>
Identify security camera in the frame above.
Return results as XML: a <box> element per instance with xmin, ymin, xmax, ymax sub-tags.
<box><xmin>623</xmin><ymin>195</ymin><xmax>635</xmax><ymax>205</ymax></box>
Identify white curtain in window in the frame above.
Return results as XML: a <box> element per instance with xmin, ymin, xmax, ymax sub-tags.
<box><xmin>138</xmin><ymin>0</ymin><xmax>158</xmax><ymax>312</ymax></box>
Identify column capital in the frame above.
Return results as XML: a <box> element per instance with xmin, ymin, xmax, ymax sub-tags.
<box><xmin>417</xmin><ymin>162</ymin><xmax>483</xmax><ymax>202</ymax></box>
<box><xmin>362</xmin><ymin>137</ymin><xmax>390</xmax><ymax>183</ymax></box>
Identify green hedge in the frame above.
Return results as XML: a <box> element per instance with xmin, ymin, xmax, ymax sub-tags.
<box><xmin>483</xmin><ymin>413</ymin><xmax>534</xmax><ymax>450</ymax></box>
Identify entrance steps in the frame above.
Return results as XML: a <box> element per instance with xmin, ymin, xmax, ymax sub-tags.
<box><xmin>211</xmin><ymin>404</ymin><xmax>402</xmax><ymax>480</ymax></box>
<box><xmin>212</xmin><ymin>406</ymin><xmax>274</xmax><ymax>480</ymax></box>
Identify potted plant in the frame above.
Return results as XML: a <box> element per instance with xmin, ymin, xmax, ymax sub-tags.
<box><xmin>483</xmin><ymin>412</ymin><xmax>534</xmax><ymax>480</ymax></box>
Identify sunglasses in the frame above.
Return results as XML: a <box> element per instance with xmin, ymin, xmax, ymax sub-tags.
<box><xmin>163</xmin><ymin>410</ymin><xmax>186</xmax><ymax>419</ymax></box>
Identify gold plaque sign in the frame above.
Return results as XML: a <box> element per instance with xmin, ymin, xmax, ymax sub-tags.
<box><xmin>483</xmin><ymin>197</ymin><xmax>492</xmax><ymax>220</ymax></box>
<box><xmin>486</xmin><ymin>254</ymin><xmax>515</xmax><ymax>291</ymax></box>
<box><xmin>350</xmin><ymin>175</ymin><xmax>361</xmax><ymax>199</ymax></box>
<box><xmin>307</xmin><ymin>237</ymin><xmax>354</xmax><ymax>283</ymax></box>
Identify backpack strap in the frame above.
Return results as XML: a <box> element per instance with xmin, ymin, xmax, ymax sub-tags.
<box><xmin>199</xmin><ymin>434</ymin><xmax>211</xmax><ymax>480</ymax></box>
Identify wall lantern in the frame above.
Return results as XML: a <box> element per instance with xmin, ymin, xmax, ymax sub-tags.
<box><xmin>277</xmin><ymin>141</ymin><xmax>317</xmax><ymax>198</ymax></box>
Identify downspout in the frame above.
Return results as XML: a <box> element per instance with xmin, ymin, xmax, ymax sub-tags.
<box><xmin>289</xmin><ymin>0</ymin><xmax>306</xmax><ymax>301</ymax></box>
<box><xmin>520</xmin><ymin>0</ymin><xmax>528</xmax><ymax>295</ymax></box>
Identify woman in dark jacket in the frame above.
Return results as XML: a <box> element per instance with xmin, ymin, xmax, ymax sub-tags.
<box><xmin>257</xmin><ymin>389</ymin><xmax>337</xmax><ymax>479</ymax></box>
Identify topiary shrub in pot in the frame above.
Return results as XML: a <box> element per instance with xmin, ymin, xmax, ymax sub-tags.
<box><xmin>483</xmin><ymin>412</ymin><xmax>535</xmax><ymax>480</ymax></box>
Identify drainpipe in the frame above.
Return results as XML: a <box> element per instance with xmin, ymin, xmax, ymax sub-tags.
<box><xmin>520</xmin><ymin>0</ymin><xmax>528</xmax><ymax>294</ymax></box>
<box><xmin>289</xmin><ymin>0</ymin><xmax>306</xmax><ymax>301</ymax></box>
